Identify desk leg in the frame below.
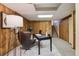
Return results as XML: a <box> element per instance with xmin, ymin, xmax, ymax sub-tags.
<box><xmin>38</xmin><ymin>40</ymin><xmax>40</xmax><ymax>55</ymax></box>
<box><xmin>50</xmin><ymin>38</ymin><xmax>52</xmax><ymax>52</ymax></box>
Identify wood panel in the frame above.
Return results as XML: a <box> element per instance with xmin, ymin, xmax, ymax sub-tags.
<box><xmin>30</xmin><ymin>21</ymin><xmax>52</xmax><ymax>35</ymax></box>
<box><xmin>59</xmin><ymin>12</ymin><xmax>75</xmax><ymax>49</ymax></box>
<box><xmin>59</xmin><ymin>19</ymin><xmax>69</xmax><ymax>42</ymax></box>
<box><xmin>0</xmin><ymin>4</ymin><xmax>29</xmax><ymax>55</ymax></box>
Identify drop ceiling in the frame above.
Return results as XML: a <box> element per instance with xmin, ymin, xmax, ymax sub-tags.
<box><xmin>3</xmin><ymin>3</ymin><xmax>75</xmax><ymax>21</ymax></box>
<box><xmin>34</xmin><ymin>3</ymin><xmax>61</xmax><ymax>11</ymax></box>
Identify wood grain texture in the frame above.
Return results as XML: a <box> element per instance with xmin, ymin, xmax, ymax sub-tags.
<box><xmin>30</xmin><ymin>21</ymin><xmax>52</xmax><ymax>35</ymax></box>
<box><xmin>0</xmin><ymin>4</ymin><xmax>29</xmax><ymax>55</ymax></box>
<box><xmin>59</xmin><ymin>12</ymin><xmax>75</xmax><ymax>49</ymax></box>
<box><xmin>59</xmin><ymin>19</ymin><xmax>69</xmax><ymax>42</ymax></box>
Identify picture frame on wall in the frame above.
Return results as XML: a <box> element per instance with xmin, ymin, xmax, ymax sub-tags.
<box><xmin>0</xmin><ymin>12</ymin><xmax>23</xmax><ymax>28</ymax></box>
<box><xmin>0</xmin><ymin>12</ymin><xmax>7</xmax><ymax>28</ymax></box>
<box><xmin>2</xmin><ymin>12</ymin><xmax>8</xmax><ymax>28</ymax></box>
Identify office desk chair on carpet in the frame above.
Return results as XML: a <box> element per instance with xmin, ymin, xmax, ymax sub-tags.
<box><xmin>18</xmin><ymin>31</ymin><xmax>36</xmax><ymax>50</ymax></box>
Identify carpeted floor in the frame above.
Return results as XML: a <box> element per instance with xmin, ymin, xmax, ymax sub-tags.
<box><xmin>6</xmin><ymin>38</ymin><xmax>75</xmax><ymax>56</ymax></box>
<box><xmin>52</xmin><ymin>38</ymin><xmax>75</xmax><ymax>56</ymax></box>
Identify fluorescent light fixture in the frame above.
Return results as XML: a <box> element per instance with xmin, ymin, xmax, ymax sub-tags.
<box><xmin>38</xmin><ymin>15</ymin><xmax>53</xmax><ymax>18</ymax></box>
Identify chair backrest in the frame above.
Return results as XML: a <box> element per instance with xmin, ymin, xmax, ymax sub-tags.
<box><xmin>18</xmin><ymin>31</ymin><xmax>31</xmax><ymax>43</ymax></box>
<box><xmin>18</xmin><ymin>31</ymin><xmax>32</xmax><ymax>49</ymax></box>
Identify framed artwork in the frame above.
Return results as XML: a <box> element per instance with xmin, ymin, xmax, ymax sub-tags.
<box><xmin>0</xmin><ymin>12</ymin><xmax>8</xmax><ymax>28</ymax></box>
<box><xmin>0</xmin><ymin>12</ymin><xmax>23</xmax><ymax>28</ymax></box>
<box><xmin>2</xmin><ymin>12</ymin><xmax>8</xmax><ymax>28</ymax></box>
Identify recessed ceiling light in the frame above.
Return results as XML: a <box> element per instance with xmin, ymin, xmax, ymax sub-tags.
<box><xmin>37</xmin><ymin>15</ymin><xmax>53</xmax><ymax>18</ymax></box>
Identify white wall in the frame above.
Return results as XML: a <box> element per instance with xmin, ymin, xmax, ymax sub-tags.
<box><xmin>76</xmin><ymin>4</ymin><xmax>79</xmax><ymax>55</ymax></box>
<box><xmin>53</xmin><ymin>20</ymin><xmax>60</xmax><ymax>37</ymax></box>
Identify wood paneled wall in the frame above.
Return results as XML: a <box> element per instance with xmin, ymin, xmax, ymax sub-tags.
<box><xmin>59</xmin><ymin>19</ymin><xmax>69</xmax><ymax>42</ymax></box>
<box><xmin>30</xmin><ymin>21</ymin><xmax>52</xmax><ymax>35</ymax></box>
<box><xmin>59</xmin><ymin>15</ymin><xmax>72</xmax><ymax>42</ymax></box>
<box><xmin>59</xmin><ymin>11</ymin><xmax>75</xmax><ymax>49</ymax></box>
<box><xmin>0</xmin><ymin>4</ymin><xmax>29</xmax><ymax>55</ymax></box>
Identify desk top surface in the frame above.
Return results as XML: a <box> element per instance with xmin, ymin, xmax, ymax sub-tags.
<box><xmin>34</xmin><ymin>34</ymin><xmax>51</xmax><ymax>40</ymax></box>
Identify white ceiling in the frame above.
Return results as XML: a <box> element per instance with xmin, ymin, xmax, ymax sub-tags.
<box><xmin>3</xmin><ymin>3</ymin><xmax>75</xmax><ymax>21</ymax></box>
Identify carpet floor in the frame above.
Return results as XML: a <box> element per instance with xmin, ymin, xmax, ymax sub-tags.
<box><xmin>6</xmin><ymin>38</ymin><xmax>75</xmax><ymax>56</ymax></box>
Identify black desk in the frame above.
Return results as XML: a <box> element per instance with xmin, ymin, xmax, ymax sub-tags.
<box><xmin>33</xmin><ymin>34</ymin><xmax>52</xmax><ymax>55</ymax></box>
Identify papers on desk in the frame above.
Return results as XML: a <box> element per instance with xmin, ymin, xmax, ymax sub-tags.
<box><xmin>35</xmin><ymin>34</ymin><xmax>48</xmax><ymax>38</ymax></box>
<box><xmin>35</xmin><ymin>34</ymin><xmax>42</xmax><ymax>36</ymax></box>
